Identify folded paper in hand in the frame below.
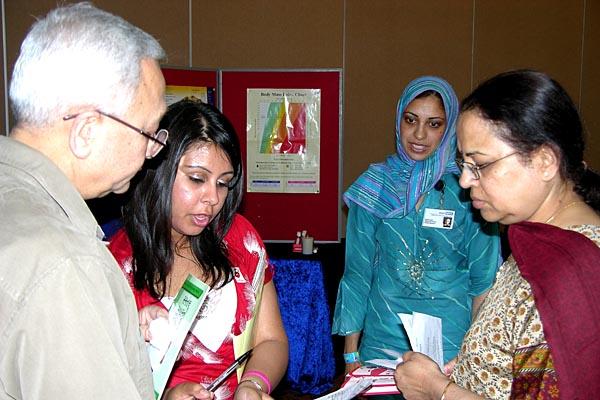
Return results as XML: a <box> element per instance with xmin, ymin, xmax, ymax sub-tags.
<box><xmin>365</xmin><ymin>311</ymin><xmax>444</xmax><ymax>370</ymax></box>
<box><xmin>398</xmin><ymin>311</ymin><xmax>444</xmax><ymax>368</ymax></box>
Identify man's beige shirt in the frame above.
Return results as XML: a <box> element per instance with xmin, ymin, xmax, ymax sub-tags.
<box><xmin>0</xmin><ymin>136</ymin><xmax>153</xmax><ymax>399</ymax></box>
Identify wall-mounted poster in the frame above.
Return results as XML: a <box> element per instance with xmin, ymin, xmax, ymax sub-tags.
<box><xmin>246</xmin><ymin>88</ymin><xmax>320</xmax><ymax>193</ymax></box>
<box><xmin>161</xmin><ymin>68</ymin><xmax>218</xmax><ymax>107</ymax></box>
<box><xmin>165</xmin><ymin>85</ymin><xmax>214</xmax><ymax>106</ymax></box>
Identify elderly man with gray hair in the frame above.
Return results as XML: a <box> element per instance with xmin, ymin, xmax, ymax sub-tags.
<box><xmin>0</xmin><ymin>3</ymin><xmax>212</xmax><ymax>399</ymax></box>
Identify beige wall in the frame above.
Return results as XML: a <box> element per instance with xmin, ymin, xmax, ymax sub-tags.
<box><xmin>3</xmin><ymin>1</ymin><xmax>599</xmax><ymax>235</ymax></box>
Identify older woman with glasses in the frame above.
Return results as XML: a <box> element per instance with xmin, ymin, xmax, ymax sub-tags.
<box><xmin>394</xmin><ymin>70</ymin><xmax>600</xmax><ymax>400</ymax></box>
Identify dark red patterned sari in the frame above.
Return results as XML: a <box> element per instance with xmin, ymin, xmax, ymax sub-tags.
<box><xmin>509</xmin><ymin>222</ymin><xmax>600</xmax><ymax>400</ymax></box>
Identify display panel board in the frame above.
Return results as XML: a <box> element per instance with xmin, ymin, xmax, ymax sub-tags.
<box><xmin>221</xmin><ymin>70</ymin><xmax>342</xmax><ymax>242</ymax></box>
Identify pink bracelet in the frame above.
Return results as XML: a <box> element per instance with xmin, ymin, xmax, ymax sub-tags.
<box><xmin>241</xmin><ymin>370</ymin><xmax>272</xmax><ymax>394</ymax></box>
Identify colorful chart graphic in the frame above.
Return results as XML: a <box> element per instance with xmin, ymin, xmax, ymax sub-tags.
<box><xmin>259</xmin><ymin>102</ymin><xmax>307</xmax><ymax>154</ymax></box>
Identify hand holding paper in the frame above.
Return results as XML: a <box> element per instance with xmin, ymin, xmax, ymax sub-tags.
<box><xmin>398</xmin><ymin>312</ymin><xmax>444</xmax><ymax>369</ymax></box>
<box><xmin>139</xmin><ymin>304</ymin><xmax>170</xmax><ymax>342</ymax></box>
<box><xmin>365</xmin><ymin>312</ymin><xmax>444</xmax><ymax>370</ymax></box>
<box><xmin>336</xmin><ymin>312</ymin><xmax>444</xmax><ymax>397</ymax></box>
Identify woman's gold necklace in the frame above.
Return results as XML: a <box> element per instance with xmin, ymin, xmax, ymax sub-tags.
<box><xmin>545</xmin><ymin>200</ymin><xmax>584</xmax><ymax>224</ymax></box>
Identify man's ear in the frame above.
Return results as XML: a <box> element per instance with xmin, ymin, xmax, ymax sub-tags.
<box><xmin>535</xmin><ymin>144</ymin><xmax>560</xmax><ymax>182</ymax></box>
<box><xmin>68</xmin><ymin>111</ymin><xmax>100</xmax><ymax>159</ymax></box>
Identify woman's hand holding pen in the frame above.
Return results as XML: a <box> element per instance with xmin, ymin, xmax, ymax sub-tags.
<box><xmin>163</xmin><ymin>382</ymin><xmax>214</xmax><ymax>400</ymax></box>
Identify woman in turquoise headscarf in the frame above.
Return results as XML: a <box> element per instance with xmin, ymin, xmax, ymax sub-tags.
<box><xmin>332</xmin><ymin>76</ymin><xmax>500</xmax><ymax>395</ymax></box>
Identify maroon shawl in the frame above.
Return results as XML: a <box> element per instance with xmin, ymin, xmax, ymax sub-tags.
<box><xmin>509</xmin><ymin>221</ymin><xmax>600</xmax><ymax>399</ymax></box>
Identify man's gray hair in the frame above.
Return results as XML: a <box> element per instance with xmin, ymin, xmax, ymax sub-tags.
<box><xmin>9</xmin><ymin>2</ymin><xmax>166</xmax><ymax>127</ymax></box>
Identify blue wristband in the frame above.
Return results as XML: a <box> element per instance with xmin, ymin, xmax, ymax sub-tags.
<box><xmin>343</xmin><ymin>351</ymin><xmax>360</xmax><ymax>363</ymax></box>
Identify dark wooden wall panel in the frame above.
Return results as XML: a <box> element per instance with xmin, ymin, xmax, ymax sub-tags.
<box><xmin>343</xmin><ymin>0</ymin><xmax>473</xmax><ymax>192</ymax></box>
<box><xmin>94</xmin><ymin>0</ymin><xmax>190</xmax><ymax>67</ymax></box>
<box><xmin>190</xmin><ymin>0</ymin><xmax>344</xmax><ymax>68</ymax></box>
<box><xmin>473</xmin><ymin>1</ymin><xmax>584</xmax><ymax>100</ymax></box>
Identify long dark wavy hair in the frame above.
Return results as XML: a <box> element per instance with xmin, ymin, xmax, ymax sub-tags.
<box><xmin>123</xmin><ymin>99</ymin><xmax>244</xmax><ymax>299</ymax></box>
<box><xmin>461</xmin><ymin>69</ymin><xmax>600</xmax><ymax>211</ymax></box>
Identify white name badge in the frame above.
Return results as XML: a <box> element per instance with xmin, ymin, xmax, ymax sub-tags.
<box><xmin>422</xmin><ymin>208</ymin><xmax>455</xmax><ymax>230</ymax></box>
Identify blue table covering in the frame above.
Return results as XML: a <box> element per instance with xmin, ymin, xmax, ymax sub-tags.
<box><xmin>271</xmin><ymin>257</ymin><xmax>335</xmax><ymax>395</ymax></box>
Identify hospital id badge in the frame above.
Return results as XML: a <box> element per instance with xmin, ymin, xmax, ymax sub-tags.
<box><xmin>422</xmin><ymin>208</ymin><xmax>455</xmax><ymax>230</ymax></box>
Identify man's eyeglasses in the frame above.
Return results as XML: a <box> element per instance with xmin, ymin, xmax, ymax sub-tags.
<box><xmin>455</xmin><ymin>152</ymin><xmax>518</xmax><ymax>180</ymax></box>
<box><xmin>63</xmin><ymin>110</ymin><xmax>168</xmax><ymax>158</ymax></box>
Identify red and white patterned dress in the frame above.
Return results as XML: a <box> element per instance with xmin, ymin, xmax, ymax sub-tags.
<box><xmin>109</xmin><ymin>214</ymin><xmax>273</xmax><ymax>400</ymax></box>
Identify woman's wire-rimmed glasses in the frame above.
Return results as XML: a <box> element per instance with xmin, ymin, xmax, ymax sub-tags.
<box><xmin>455</xmin><ymin>152</ymin><xmax>518</xmax><ymax>180</ymax></box>
<box><xmin>63</xmin><ymin>110</ymin><xmax>168</xmax><ymax>158</ymax></box>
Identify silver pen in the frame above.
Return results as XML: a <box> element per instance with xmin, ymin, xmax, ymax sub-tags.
<box><xmin>206</xmin><ymin>349</ymin><xmax>253</xmax><ymax>392</ymax></box>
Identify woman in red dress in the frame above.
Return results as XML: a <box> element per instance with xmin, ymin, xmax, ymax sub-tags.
<box><xmin>109</xmin><ymin>99</ymin><xmax>288</xmax><ymax>400</ymax></box>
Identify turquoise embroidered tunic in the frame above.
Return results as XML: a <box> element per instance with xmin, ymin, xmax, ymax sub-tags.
<box><xmin>332</xmin><ymin>174</ymin><xmax>500</xmax><ymax>363</ymax></box>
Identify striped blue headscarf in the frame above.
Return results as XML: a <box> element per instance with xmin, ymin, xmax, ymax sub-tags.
<box><xmin>344</xmin><ymin>76</ymin><xmax>459</xmax><ymax>218</ymax></box>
